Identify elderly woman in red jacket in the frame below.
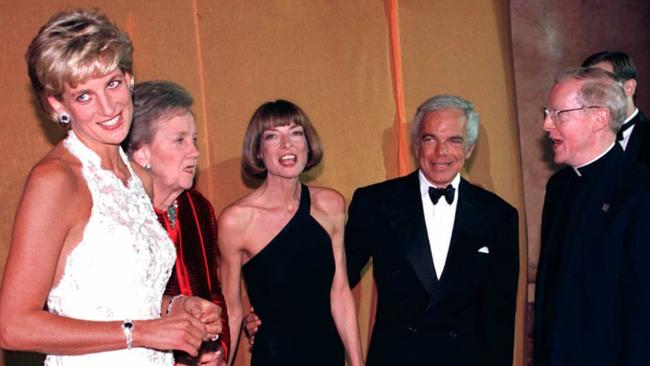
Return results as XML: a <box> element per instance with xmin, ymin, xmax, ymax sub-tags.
<box><xmin>124</xmin><ymin>80</ymin><xmax>230</xmax><ymax>365</ymax></box>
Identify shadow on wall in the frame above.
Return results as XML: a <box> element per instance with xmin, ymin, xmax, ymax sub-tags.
<box><xmin>382</xmin><ymin>122</ymin><xmax>410</xmax><ymax>179</ymax></box>
<box><xmin>197</xmin><ymin>156</ymin><xmax>251</xmax><ymax>212</ymax></box>
<box><xmin>538</xmin><ymin>135</ymin><xmax>562</xmax><ymax>172</ymax></box>
<box><xmin>29</xmin><ymin>90</ymin><xmax>66</xmax><ymax>146</ymax></box>
<box><xmin>463</xmin><ymin>124</ymin><xmax>494</xmax><ymax>192</ymax></box>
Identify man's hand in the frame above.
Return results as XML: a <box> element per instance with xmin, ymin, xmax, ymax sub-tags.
<box><xmin>243</xmin><ymin>307</ymin><xmax>262</xmax><ymax>347</ymax></box>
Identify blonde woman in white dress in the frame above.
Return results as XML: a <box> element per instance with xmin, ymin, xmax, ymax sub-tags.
<box><xmin>0</xmin><ymin>9</ymin><xmax>221</xmax><ymax>365</ymax></box>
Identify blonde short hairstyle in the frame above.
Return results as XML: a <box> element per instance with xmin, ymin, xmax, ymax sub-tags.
<box><xmin>241</xmin><ymin>100</ymin><xmax>323</xmax><ymax>179</ymax></box>
<box><xmin>26</xmin><ymin>9</ymin><xmax>133</xmax><ymax>124</ymax></box>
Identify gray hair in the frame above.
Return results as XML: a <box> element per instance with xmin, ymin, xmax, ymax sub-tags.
<box><xmin>123</xmin><ymin>80</ymin><xmax>194</xmax><ymax>154</ymax></box>
<box><xmin>411</xmin><ymin>94</ymin><xmax>479</xmax><ymax>153</ymax></box>
<box><xmin>556</xmin><ymin>67</ymin><xmax>627</xmax><ymax>133</ymax></box>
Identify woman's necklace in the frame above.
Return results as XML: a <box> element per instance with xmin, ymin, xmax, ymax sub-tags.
<box><xmin>167</xmin><ymin>200</ymin><xmax>179</xmax><ymax>228</ymax></box>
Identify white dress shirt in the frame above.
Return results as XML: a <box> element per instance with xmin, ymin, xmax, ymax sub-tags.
<box><xmin>619</xmin><ymin>108</ymin><xmax>639</xmax><ymax>150</ymax></box>
<box><xmin>418</xmin><ymin>170</ymin><xmax>460</xmax><ymax>280</ymax></box>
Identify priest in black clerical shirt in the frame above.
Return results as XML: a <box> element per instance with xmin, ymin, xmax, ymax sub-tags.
<box><xmin>534</xmin><ymin>67</ymin><xmax>650</xmax><ymax>365</ymax></box>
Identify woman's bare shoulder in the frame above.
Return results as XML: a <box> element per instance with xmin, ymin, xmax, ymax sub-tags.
<box><xmin>308</xmin><ymin>185</ymin><xmax>345</xmax><ymax>216</ymax></box>
<box><xmin>15</xmin><ymin>144</ymin><xmax>90</xmax><ymax>239</ymax></box>
<box><xmin>28</xmin><ymin>144</ymin><xmax>83</xmax><ymax>197</ymax></box>
<box><xmin>218</xmin><ymin>192</ymin><xmax>258</xmax><ymax>232</ymax></box>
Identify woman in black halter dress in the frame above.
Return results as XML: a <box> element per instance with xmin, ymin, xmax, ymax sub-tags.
<box><xmin>218</xmin><ymin>100</ymin><xmax>363</xmax><ymax>366</ymax></box>
<box><xmin>242</xmin><ymin>184</ymin><xmax>343</xmax><ymax>365</ymax></box>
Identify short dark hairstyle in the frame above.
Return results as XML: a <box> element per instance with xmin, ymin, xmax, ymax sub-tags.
<box><xmin>123</xmin><ymin>80</ymin><xmax>193</xmax><ymax>154</ymax></box>
<box><xmin>241</xmin><ymin>100</ymin><xmax>323</xmax><ymax>178</ymax></box>
<box><xmin>582</xmin><ymin>51</ymin><xmax>637</xmax><ymax>81</ymax></box>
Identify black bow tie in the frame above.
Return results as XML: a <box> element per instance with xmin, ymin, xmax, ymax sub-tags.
<box><xmin>428</xmin><ymin>185</ymin><xmax>455</xmax><ymax>205</ymax></box>
<box><xmin>617</xmin><ymin>120</ymin><xmax>636</xmax><ymax>141</ymax></box>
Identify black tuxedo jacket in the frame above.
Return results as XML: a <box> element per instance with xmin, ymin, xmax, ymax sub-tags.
<box><xmin>626</xmin><ymin>110</ymin><xmax>650</xmax><ymax>166</ymax></box>
<box><xmin>534</xmin><ymin>145</ymin><xmax>650</xmax><ymax>365</ymax></box>
<box><xmin>346</xmin><ymin>171</ymin><xmax>518</xmax><ymax>366</ymax></box>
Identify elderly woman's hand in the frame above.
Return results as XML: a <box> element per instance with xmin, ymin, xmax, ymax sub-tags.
<box><xmin>169</xmin><ymin>296</ymin><xmax>223</xmax><ymax>340</ymax></box>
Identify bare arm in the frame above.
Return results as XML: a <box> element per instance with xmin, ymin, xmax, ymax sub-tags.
<box><xmin>207</xmin><ymin>199</ymin><xmax>231</xmax><ymax>358</ymax></box>
<box><xmin>315</xmin><ymin>189</ymin><xmax>364</xmax><ymax>366</ymax></box>
<box><xmin>217</xmin><ymin>207</ymin><xmax>246</xmax><ymax>365</ymax></box>
<box><xmin>0</xmin><ymin>157</ymin><xmax>206</xmax><ymax>356</ymax></box>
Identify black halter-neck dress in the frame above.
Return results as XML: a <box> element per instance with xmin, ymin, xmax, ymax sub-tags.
<box><xmin>242</xmin><ymin>184</ymin><xmax>344</xmax><ymax>365</ymax></box>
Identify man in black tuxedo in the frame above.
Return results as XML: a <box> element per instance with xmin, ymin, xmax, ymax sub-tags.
<box><xmin>582</xmin><ymin>51</ymin><xmax>650</xmax><ymax>165</ymax></box>
<box><xmin>346</xmin><ymin>95</ymin><xmax>519</xmax><ymax>366</ymax></box>
<box><xmin>534</xmin><ymin>67</ymin><xmax>650</xmax><ymax>365</ymax></box>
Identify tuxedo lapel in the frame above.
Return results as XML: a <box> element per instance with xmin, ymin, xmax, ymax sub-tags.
<box><xmin>398</xmin><ymin>172</ymin><xmax>437</xmax><ymax>296</ymax></box>
<box><xmin>625</xmin><ymin>111</ymin><xmax>650</xmax><ymax>165</ymax></box>
<box><xmin>425</xmin><ymin>179</ymin><xmax>485</xmax><ymax>309</ymax></box>
<box><xmin>625</xmin><ymin>112</ymin><xmax>646</xmax><ymax>158</ymax></box>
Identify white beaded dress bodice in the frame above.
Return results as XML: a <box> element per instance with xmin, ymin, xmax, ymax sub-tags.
<box><xmin>45</xmin><ymin>131</ymin><xmax>175</xmax><ymax>366</ymax></box>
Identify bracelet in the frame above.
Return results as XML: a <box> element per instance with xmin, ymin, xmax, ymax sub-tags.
<box><xmin>121</xmin><ymin>320</ymin><xmax>134</xmax><ymax>349</ymax></box>
<box><xmin>166</xmin><ymin>294</ymin><xmax>185</xmax><ymax>316</ymax></box>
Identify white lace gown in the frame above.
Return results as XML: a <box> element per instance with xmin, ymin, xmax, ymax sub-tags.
<box><xmin>45</xmin><ymin>131</ymin><xmax>176</xmax><ymax>366</ymax></box>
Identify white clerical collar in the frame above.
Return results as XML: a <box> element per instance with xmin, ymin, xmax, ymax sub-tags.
<box><xmin>418</xmin><ymin>170</ymin><xmax>461</xmax><ymax>202</ymax></box>
<box><xmin>572</xmin><ymin>143</ymin><xmax>616</xmax><ymax>177</ymax></box>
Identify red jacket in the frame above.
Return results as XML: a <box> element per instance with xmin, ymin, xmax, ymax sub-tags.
<box><xmin>157</xmin><ymin>189</ymin><xmax>230</xmax><ymax>359</ymax></box>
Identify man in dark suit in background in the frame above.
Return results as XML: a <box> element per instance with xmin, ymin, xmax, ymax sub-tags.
<box><xmin>346</xmin><ymin>95</ymin><xmax>519</xmax><ymax>366</ymax></box>
<box><xmin>534</xmin><ymin>67</ymin><xmax>650</xmax><ymax>365</ymax></box>
<box><xmin>582</xmin><ymin>51</ymin><xmax>650</xmax><ymax>165</ymax></box>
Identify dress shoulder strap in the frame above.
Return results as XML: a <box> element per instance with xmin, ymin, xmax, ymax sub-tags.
<box><xmin>299</xmin><ymin>184</ymin><xmax>311</xmax><ymax>214</ymax></box>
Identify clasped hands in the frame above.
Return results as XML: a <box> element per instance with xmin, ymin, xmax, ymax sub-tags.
<box><xmin>170</xmin><ymin>296</ymin><xmax>226</xmax><ymax>365</ymax></box>
<box><xmin>155</xmin><ymin>296</ymin><xmax>225</xmax><ymax>365</ymax></box>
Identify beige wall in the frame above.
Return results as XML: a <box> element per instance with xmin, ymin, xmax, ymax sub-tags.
<box><xmin>0</xmin><ymin>1</ymin><xmax>525</xmax><ymax>365</ymax></box>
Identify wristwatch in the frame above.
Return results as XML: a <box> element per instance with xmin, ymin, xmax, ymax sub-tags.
<box><xmin>122</xmin><ymin>320</ymin><xmax>134</xmax><ymax>349</ymax></box>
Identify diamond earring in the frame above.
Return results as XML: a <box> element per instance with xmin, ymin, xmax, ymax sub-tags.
<box><xmin>59</xmin><ymin>113</ymin><xmax>70</xmax><ymax>124</ymax></box>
